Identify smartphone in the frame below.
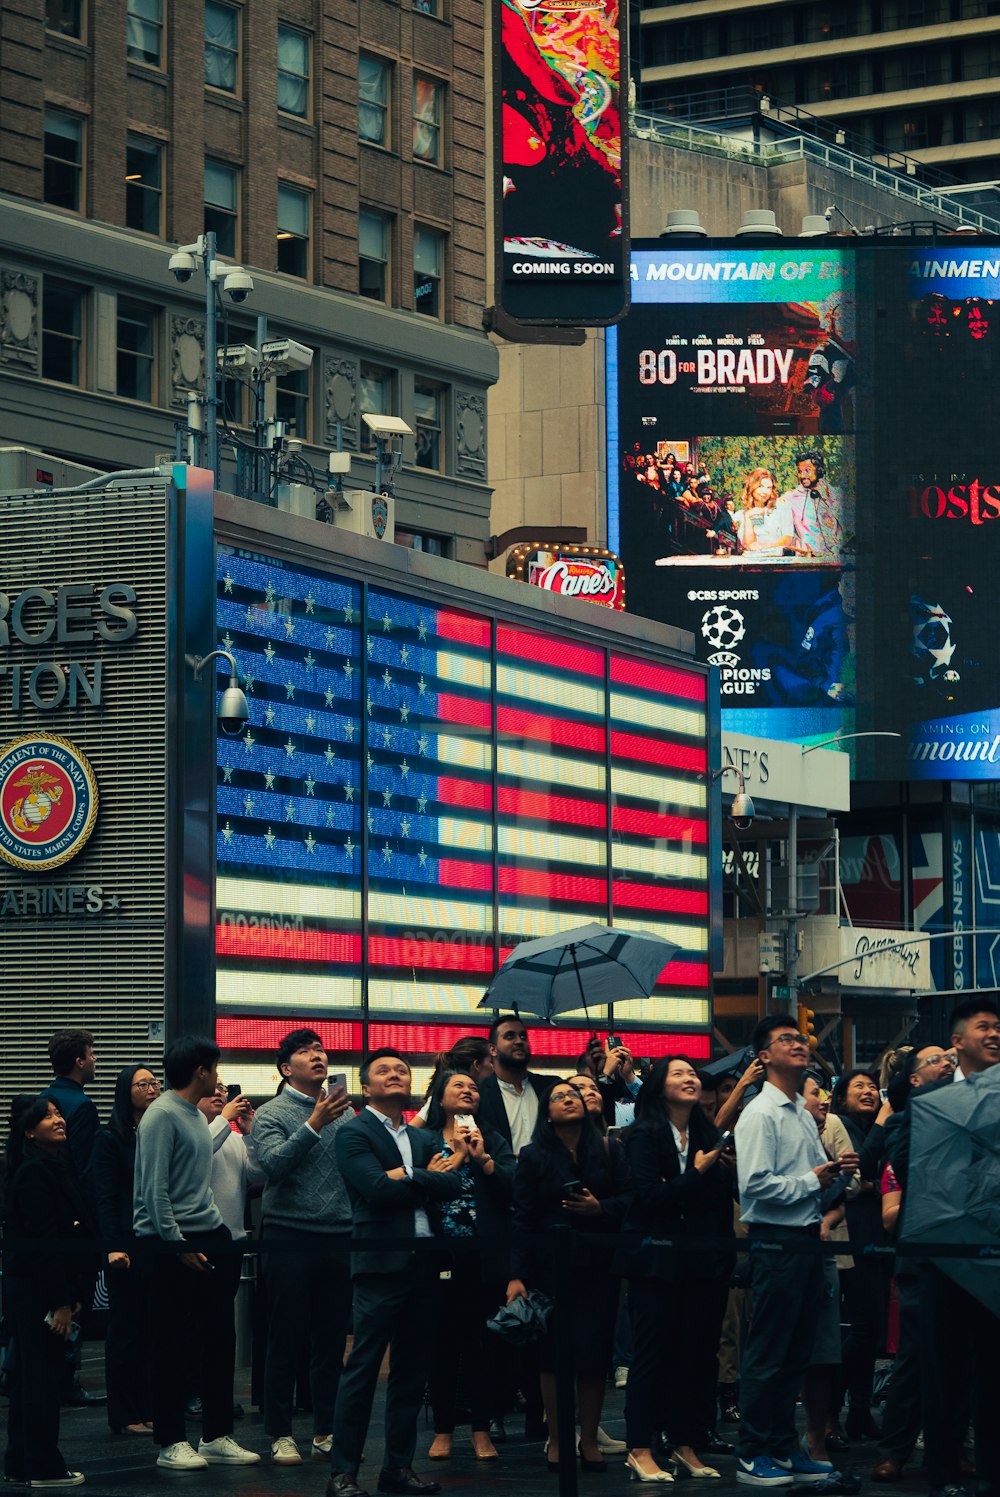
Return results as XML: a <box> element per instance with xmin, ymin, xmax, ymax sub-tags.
<box><xmin>828</xmin><ymin>1160</ymin><xmax>843</xmax><ymax>1174</ymax></box>
<box><xmin>326</xmin><ymin>1072</ymin><xmax>348</xmax><ymax>1098</ymax></box>
<box><xmin>561</xmin><ymin>1179</ymin><xmax>583</xmax><ymax>1197</ymax></box>
<box><xmin>225</xmin><ymin>1083</ymin><xmax>243</xmax><ymax>1102</ymax></box>
<box><xmin>639</xmin><ymin>1057</ymin><xmax>651</xmax><ymax>1078</ymax></box>
<box><xmin>606</xmin><ymin>1034</ymin><xmax>622</xmax><ymax>1051</ymax></box>
<box><xmin>718</xmin><ymin>1130</ymin><xmax>734</xmax><ymax>1148</ymax></box>
<box><xmin>453</xmin><ymin>1113</ymin><xmax>476</xmax><ymax>1134</ymax></box>
<box><xmin>44</xmin><ymin>1313</ymin><xmax>80</xmax><ymax>1342</ymax></box>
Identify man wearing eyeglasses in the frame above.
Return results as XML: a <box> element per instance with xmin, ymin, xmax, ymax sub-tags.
<box><xmin>733</xmin><ymin>1015</ymin><xmax>849</xmax><ymax>1489</ymax></box>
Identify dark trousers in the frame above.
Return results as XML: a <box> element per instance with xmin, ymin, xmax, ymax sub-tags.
<box><xmin>262</xmin><ymin>1225</ymin><xmax>351</xmax><ymax>1439</ymax></box>
<box><xmin>839</xmin><ymin>1255</ymin><xmax>890</xmax><ymax>1421</ymax></box>
<box><xmin>147</xmin><ymin>1226</ymin><xmax>236</xmax><ymax>1448</ymax></box>
<box><xmin>5</xmin><ymin>1290</ymin><xmax>71</xmax><ymax>1481</ymax></box>
<box><xmin>105</xmin><ymin>1256</ymin><xmax>152</xmax><ymax>1431</ymax></box>
<box><xmin>427</xmin><ymin>1260</ymin><xmax>502</xmax><ymax>1434</ymax></box>
<box><xmin>920</xmin><ymin>1263</ymin><xmax>1000</xmax><ymax>1488</ymax></box>
<box><xmin>738</xmin><ymin>1225</ymin><xmax>823</xmax><ymax>1461</ymax></box>
<box><xmin>875</xmin><ymin>1271</ymin><xmax>921</xmax><ymax>1465</ymax></box>
<box><xmin>626</xmin><ymin>1274</ymin><xmax>729</xmax><ymax>1449</ymax></box>
<box><xmin>330</xmin><ymin>1260</ymin><xmax>438</xmax><ymax>1474</ymax></box>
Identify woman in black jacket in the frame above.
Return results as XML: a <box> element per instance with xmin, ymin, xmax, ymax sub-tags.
<box><xmin>91</xmin><ymin>1063</ymin><xmax>160</xmax><ymax>1435</ymax></box>
<box><xmin>617</xmin><ymin>1056</ymin><xmax>733</xmax><ymax>1483</ymax></box>
<box><xmin>422</xmin><ymin>1068</ymin><xmax>515</xmax><ymax>1461</ymax></box>
<box><xmin>4</xmin><ymin>1095</ymin><xmax>97</xmax><ymax>1488</ymax></box>
<box><xmin>507</xmin><ymin>1080</ymin><xmax>629</xmax><ymax>1472</ymax></box>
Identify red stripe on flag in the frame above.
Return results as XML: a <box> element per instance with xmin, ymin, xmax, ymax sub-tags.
<box><xmin>659</xmin><ymin>960</ymin><xmax>710</xmax><ymax>987</ymax></box>
<box><xmin>611</xmin><ymin>655</ymin><xmax>707</xmax><ymax>703</ymax></box>
<box><xmin>436</xmin><ymin>610</ymin><xmax>492</xmax><ymax>649</ymax></box>
<box><xmin>611</xmin><ymin>729</ymin><xmax>707</xmax><ymax>774</ymax></box>
<box><xmin>436</xmin><ymin>861</ymin><xmax>709</xmax><ymax>916</ymax></box>
<box><xmin>613</xmin><ymin>880</ymin><xmax>709</xmax><ymax>915</ymax></box>
<box><xmin>437</xmin><ymin>694</ymin><xmax>492</xmax><ymax>730</ymax></box>
<box><xmin>498</xmin><ymin>785</ymin><xmax>606</xmax><ymax>828</ymax></box>
<box><xmin>217</xmin><ymin>927</ymin><xmax>361</xmax><ymax>963</ymax></box>
<box><xmin>613</xmin><ymin>807</ymin><xmax>707</xmax><ymax>843</ymax></box>
<box><xmin>367</xmin><ymin>1023</ymin><xmax>711</xmax><ymax>1059</ymax></box>
<box><xmin>369</xmin><ymin>936</ymin><xmax>494</xmax><ymax>972</ymax></box>
<box><xmin>439</xmin><ymin>776</ymin><xmax>493</xmax><ymax>812</ymax></box>
<box><xmin>498</xmin><ymin>624</ymin><xmax>604</xmax><ymax>679</ymax></box>
<box><xmin>216</xmin><ymin>1017</ymin><xmax>363</xmax><ymax>1051</ymax></box>
<box><xmin>496</xmin><ymin>706</ymin><xmax>606</xmax><ymax>752</ymax></box>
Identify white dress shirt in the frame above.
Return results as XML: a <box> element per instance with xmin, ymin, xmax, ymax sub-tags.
<box><xmin>497</xmin><ymin>1076</ymin><xmax>539</xmax><ymax>1155</ymax></box>
<box><xmin>366</xmin><ymin>1105</ymin><xmax>431</xmax><ymax>1238</ymax></box>
<box><xmin>735</xmin><ymin>1081</ymin><xmax>825</xmax><ymax>1227</ymax></box>
<box><xmin>669</xmin><ymin>1119</ymin><xmax>690</xmax><ymax>1171</ymax></box>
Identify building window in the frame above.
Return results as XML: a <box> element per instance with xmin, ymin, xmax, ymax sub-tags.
<box><xmin>276</xmin><ymin>183</ymin><xmax>310</xmax><ymax>277</ymax></box>
<box><xmin>127</xmin><ymin>0</ymin><xmax>163</xmax><ymax>66</ymax></box>
<box><xmin>117</xmin><ymin>297</ymin><xmax>156</xmax><ymax>403</ymax></box>
<box><xmin>205</xmin><ymin>1</ymin><xmax>239</xmax><ymax>92</ymax></box>
<box><xmin>275</xmin><ymin>365</ymin><xmax>310</xmax><ymax>438</ymax></box>
<box><xmin>414</xmin><ymin>381</ymin><xmax>443</xmax><ymax>471</ymax></box>
<box><xmin>42</xmin><ymin>282</ymin><xmax>84</xmax><ymax>385</ymax></box>
<box><xmin>125</xmin><ymin>136</ymin><xmax>163</xmax><ymax>236</ymax></box>
<box><xmin>414</xmin><ymin>225</ymin><xmax>443</xmax><ymax>317</ymax></box>
<box><xmin>205</xmin><ymin>160</ymin><xmax>239</xmax><ymax>256</ymax></box>
<box><xmin>359</xmin><ymin>362</ymin><xmax>395</xmax><ymax>451</ymax></box>
<box><xmin>413</xmin><ymin>0</ymin><xmax>439</xmax><ymax>14</ymax></box>
<box><xmin>413</xmin><ymin>76</ymin><xmax>442</xmax><ymax>163</ymax></box>
<box><xmin>46</xmin><ymin>0</ymin><xmax>82</xmax><ymax>38</ymax></box>
<box><xmin>278</xmin><ymin>25</ymin><xmax>310</xmax><ymax>117</ymax></box>
<box><xmin>43</xmin><ymin>111</ymin><xmax>83</xmax><ymax>211</ymax></box>
<box><xmin>359</xmin><ymin>54</ymin><xmax>390</xmax><ymax>146</ymax></box>
<box><xmin>359</xmin><ymin>211</ymin><xmax>390</xmax><ymax>301</ymax></box>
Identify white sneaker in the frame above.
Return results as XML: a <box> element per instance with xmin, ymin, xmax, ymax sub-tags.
<box><xmin>156</xmin><ymin>1443</ymin><xmax>208</xmax><ymax>1472</ymax></box>
<box><xmin>28</xmin><ymin>1477</ymin><xmax>85</xmax><ymax>1490</ymax></box>
<box><xmin>198</xmin><ymin>1437</ymin><xmax>260</xmax><ymax>1466</ymax></box>
<box><xmin>614</xmin><ymin>1366</ymin><xmax>630</xmax><ymax>1389</ymax></box>
<box><xmin>598</xmin><ymin>1427</ymin><xmax>627</xmax><ymax>1454</ymax></box>
<box><xmin>312</xmin><ymin>1436</ymin><xmax>333</xmax><ymax>1459</ymax></box>
<box><xmin>270</xmin><ymin>1437</ymin><xmax>302</xmax><ymax>1466</ymax></box>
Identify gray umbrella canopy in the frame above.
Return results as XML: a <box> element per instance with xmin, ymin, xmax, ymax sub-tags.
<box><xmin>901</xmin><ymin>1062</ymin><xmax>1000</xmax><ymax>1316</ymax></box>
<box><xmin>478</xmin><ymin>922</ymin><xmax>679</xmax><ymax>1024</ymax></box>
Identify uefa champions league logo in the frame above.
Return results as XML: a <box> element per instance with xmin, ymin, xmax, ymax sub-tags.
<box><xmin>701</xmin><ymin>604</ymin><xmax>746</xmax><ymax>667</ymax></box>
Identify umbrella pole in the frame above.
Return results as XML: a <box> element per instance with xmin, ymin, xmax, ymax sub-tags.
<box><xmin>569</xmin><ymin>945</ymin><xmax>593</xmax><ymax>1036</ymax></box>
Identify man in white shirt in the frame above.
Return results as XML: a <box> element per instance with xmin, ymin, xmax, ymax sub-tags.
<box><xmin>948</xmin><ymin>996</ymin><xmax>1000</xmax><ymax>1082</ymax></box>
<box><xmin>733</xmin><ymin>1015</ymin><xmax>843</xmax><ymax>1490</ymax></box>
<box><xmin>476</xmin><ymin>1016</ymin><xmax>553</xmax><ymax>1157</ymax></box>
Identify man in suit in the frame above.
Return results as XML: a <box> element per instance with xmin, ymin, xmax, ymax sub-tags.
<box><xmin>475</xmin><ymin>1015</ymin><xmax>553</xmax><ymax>1157</ymax></box>
<box><xmin>326</xmin><ymin>1049</ymin><xmax>464</xmax><ymax>1497</ymax></box>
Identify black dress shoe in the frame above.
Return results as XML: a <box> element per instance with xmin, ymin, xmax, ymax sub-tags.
<box><xmin>327</xmin><ymin>1475</ymin><xmax>369</xmax><ymax>1497</ymax></box>
<box><xmin>700</xmin><ymin>1430</ymin><xmax>734</xmax><ymax>1456</ymax></box>
<box><xmin>376</xmin><ymin>1470</ymin><xmax>441</xmax><ymax>1495</ymax></box>
<box><xmin>489</xmin><ymin>1419</ymin><xmax>507</xmax><ymax>1444</ymax></box>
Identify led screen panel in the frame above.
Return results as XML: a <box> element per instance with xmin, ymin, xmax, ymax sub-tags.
<box><xmin>214</xmin><ymin>547</ymin><xmax>712</xmax><ymax>1060</ymax></box>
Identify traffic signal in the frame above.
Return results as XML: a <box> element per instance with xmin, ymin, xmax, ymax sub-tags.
<box><xmin>798</xmin><ymin>1003</ymin><xmax>818</xmax><ymax>1051</ymax></box>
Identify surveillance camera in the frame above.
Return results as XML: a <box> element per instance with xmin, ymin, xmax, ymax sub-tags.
<box><xmin>223</xmin><ymin>269</ymin><xmax>254</xmax><ymax>304</ymax></box>
<box><xmin>729</xmin><ymin>790</ymin><xmax>755</xmax><ymax>830</ymax></box>
<box><xmin>169</xmin><ymin>251</ymin><xmax>197</xmax><ymax>283</ymax></box>
<box><xmin>217</xmin><ymin>344</ymin><xmax>259</xmax><ymax>370</ymax></box>
<box><xmin>218</xmin><ymin>682</ymin><xmax>250</xmax><ymax>736</ymax></box>
<box><xmin>260</xmin><ymin>338</ymin><xmax>314</xmax><ymax>375</ymax></box>
<box><xmin>362</xmin><ymin>413</ymin><xmax>414</xmax><ymax>439</ymax></box>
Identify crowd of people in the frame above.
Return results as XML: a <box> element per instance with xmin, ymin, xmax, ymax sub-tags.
<box><xmin>623</xmin><ymin>448</ymin><xmax>844</xmax><ymax>561</ymax></box>
<box><xmin>2</xmin><ymin>1001</ymin><xmax>998</xmax><ymax>1497</ymax></box>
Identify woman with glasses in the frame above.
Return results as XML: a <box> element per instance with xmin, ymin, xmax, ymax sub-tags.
<box><xmin>91</xmin><ymin>1064</ymin><xmax>160</xmax><ymax>1435</ymax></box>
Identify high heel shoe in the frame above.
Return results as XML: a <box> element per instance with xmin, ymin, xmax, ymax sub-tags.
<box><xmin>579</xmin><ymin>1453</ymin><xmax>607</xmax><ymax>1473</ymax></box>
<box><xmin>625</xmin><ymin>1453</ymin><xmax>674</xmax><ymax>1484</ymax></box>
<box><xmin>669</xmin><ymin>1452</ymin><xmax>720</xmax><ymax>1480</ymax></box>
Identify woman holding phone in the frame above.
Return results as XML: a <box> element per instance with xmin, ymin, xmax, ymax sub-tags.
<box><xmin>507</xmin><ymin>1081</ymin><xmax>629</xmax><ymax>1472</ymax></box>
<box><xmin>617</xmin><ymin>1057</ymin><xmax>734</xmax><ymax>1482</ymax></box>
<box><xmin>422</xmin><ymin>1069</ymin><xmax>515</xmax><ymax>1461</ymax></box>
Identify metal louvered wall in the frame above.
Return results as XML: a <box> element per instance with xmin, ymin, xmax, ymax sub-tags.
<box><xmin>0</xmin><ymin>482</ymin><xmax>171</xmax><ymax>1123</ymax></box>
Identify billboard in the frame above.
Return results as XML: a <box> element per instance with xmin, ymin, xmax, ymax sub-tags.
<box><xmin>495</xmin><ymin>0</ymin><xmax>628</xmax><ymax>325</ymax></box>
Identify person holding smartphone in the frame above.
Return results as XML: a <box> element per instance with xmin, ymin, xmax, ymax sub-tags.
<box><xmin>253</xmin><ymin>1028</ymin><xmax>355</xmax><ymax>1466</ymax></box>
<box><xmin>4</xmin><ymin>1094</ymin><xmax>96</xmax><ymax>1489</ymax></box>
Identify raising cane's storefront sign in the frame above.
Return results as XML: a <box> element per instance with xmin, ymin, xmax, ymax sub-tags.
<box><xmin>506</xmin><ymin>545</ymin><xmax>626</xmax><ymax>610</ymax></box>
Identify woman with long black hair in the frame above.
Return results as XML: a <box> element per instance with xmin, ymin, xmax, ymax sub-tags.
<box><xmin>4</xmin><ymin>1095</ymin><xmax>97</xmax><ymax>1488</ymax></box>
<box><xmin>617</xmin><ymin>1056</ymin><xmax>733</xmax><ymax>1483</ymax></box>
<box><xmin>507</xmin><ymin>1080</ymin><xmax>629</xmax><ymax>1472</ymax></box>
<box><xmin>91</xmin><ymin>1063</ymin><xmax>160</xmax><ymax>1435</ymax></box>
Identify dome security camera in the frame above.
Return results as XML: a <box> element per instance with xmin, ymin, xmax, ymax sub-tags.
<box><xmin>730</xmin><ymin>789</ymin><xmax>755</xmax><ymax>830</ymax></box>
<box><xmin>169</xmin><ymin>251</ymin><xmax>197</xmax><ymax>282</ymax></box>
<box><xmin>223</xmin><ymin>269</ymin><xmax>253</xmax><ymax>304</ymax></box>
<box><xmin>218</xmin><ymin>681</ymin><xmax>250</xmax><ymax>736</ymax></box>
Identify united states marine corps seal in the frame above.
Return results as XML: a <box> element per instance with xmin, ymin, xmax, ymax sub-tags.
<box><xmin>0</xmin><ymin>734</ymin><xmax>99</xmax><ymax>871</ymax></box>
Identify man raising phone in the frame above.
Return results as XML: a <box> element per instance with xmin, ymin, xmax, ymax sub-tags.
<box><xmin>253</xmin><ymin>1028</ymin><xmax>354</xmax><ymax>1466</ymax></box>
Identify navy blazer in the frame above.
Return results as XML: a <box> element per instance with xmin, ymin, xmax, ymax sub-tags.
<box><xmin>335</xmin><ymin>1107</ymin><xmax>464</xmax><ymax>1276</ymax></box>
<box><xmin>475</xmin><ymin>1071</ymin><xmax>554</xmax><ymax>1153</ymax></box>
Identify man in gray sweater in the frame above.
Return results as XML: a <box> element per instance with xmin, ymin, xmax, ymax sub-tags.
<box><xmin>133</xmin><ymin>1034</ymin><xmax>260</xmax><ymax>1473</ymax></box>
<box><xmin>253</xmin><ymin>1028</ymin><xmax>354</xmax><ymax>1466</ymax></box>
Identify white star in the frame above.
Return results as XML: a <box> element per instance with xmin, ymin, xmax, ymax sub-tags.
<box><xmin>343</xmin><ymin>659</ymin><xmax>354</xmax><ymax>679</ymax></box>
<box><xmin>305</xmin><ymin>713</ymin><xmax>316</xmax><ymax>733</ymax></box>
<box><xmin>382</xmin><ymin>841</ymin><xmax>393</xmax><ymax>862</ymax></box>
<box><xmin>367</xmin><ymin>811</ymin><xmax>375</xmax><ymax>832</ymax></box>
<box><xmin>285</xmin><ymin>800</ymin><xmax>296</xmax><ymax>821</ymax></box>
<box><xmin>265</xmin><ymin>771</ymin><xmax>275</xmax><ymax>789</ymax></box>
<box><xmin>109</xmin><ymin>894</ymin><xmax>121</xmax><ymax>910</ymax></box>
<box><xmin>382</xmin><ymin>668</ymin><xmax>393</xmax><ymax>689</ymax></box>
<box><xmin>399</xmin><ymin>703</ymin><xmax>410</xmax><ymax>723</ymax></box>
<box><xmin>366</xmin><ymin>752</ymin><xmax>374</xmax><ymax>771</ymax></box>
<box><xmin>284</xmin><ymin>737</ymin><xmax>296</xmax><ymax>758</ymax></box>
<box><xmin>304</xmin><ymin>651</ymin><xmax>316</xmax><ymax>671</ymax></box>
<box><xmin>284</xmin><ymin>616</ymin><xmax>295</xmax><ymax>637</ymax></box>
<box><xmin>325</xmin><ymin>627</ymin><xmax>336</xmax><ymax>648</ymax></box>
<box><xmin>324</xmin><ymin>744</ymin><xmax>336</xmax><ymax>765</ymax></box>
<box><xmin>305</xmin><ymin>593</ymin><xmax>315</xmax><ymax>614</ymax></box>
<box><xmin>285</xmin><ymin>679</ymin><xmax>296</xmax><ymax>700</ymax></box>
<box><xmin>417</xmin><ymin>795</ymin><xmax>427</xmax><ymax>814</ymax></box>
<box><xmin>418</xmin><ymin>847</ymin><xmax>428</xmax><ymax>867</ymax></box>
<box><xmin>401</xmin><ymin>817</ymin><xmax>411</xmax><ymax>838</ymax></box>
<box><xmin>222</xmin><ymin>631</ymin><xmax>234</xmax><ymax>650</ymax></box>
<box><xmin>344</xmin><ymin>603</ymin><xmax>354</xmax><ymax>623</ymax></box>
<box><xmin>244</xmin><ymin>670</ymin><xmax>255</xmax><ymax>693</ymax></box>
<box><xmin>367</xmin><ymin>636</ymin><xmax>374</xmax><ymax>656</ymax></box>
<box><xmin>400</xmin><ymin>645</ymin><xmax>411</xmax><ymax>666</ymax></box>
<box><xmin>417</xmin><ymin>676</ymin><xmax>427</xmax><ymax>696</ymax></box>
<box><xmin>265</xmin><ymin>642</ymin><xmax>276</xmax><ymax>664</ymax></box>
<box><xmin>366</xmin><ymin>694</ymin><xmax>373</xmax><ymax>716</ymax></box>
<box><xmin>223</xmin><ymin>572</ymin><xmax>234</xmax><ymax>594</ymax></box>
<box><xmin>345</xmin><ymin>784</ymin><xmax>355</xmax><ymax>802</ymax></box>
<box><xmin>222</xmin><ymin>764</ymin><xmax>233</xmax><ymax>783</ymax></box>
<box><xmin>244</xmin><ymin>606</ymin><xmax>255</xmax><ymax>626</ymax></box>
<box><xmin>382</xmin><ymin>612</ymin><xmax>392</xmax><ymax>631</ymax></box>
<box><xmin>345</xmin><ymin>837</ymin><xmax>356</xmax><ymax>859</ymax></box>
<box><xmin>417</xmin><ymin>619</ymin><xmax>428</xmax><ymax>640</ymax></box>
<box><xmin>265</xmin><ymin>706</ymin><xmax>276</xmax><ymax>725</ymax></box>
<box><xmin>264</xmin><ymin>827</ymin><xmax>276</xmax><ymax>850</ymax></box>
<box><xmin>344</xmin><ymin>721</ymin><xmax>355</xmax><ymax>740</ymax></box>
<box><xmin>243</xmin><ymin>730</ymin><xmax>255</xmax><ymax>752</ymax></box>
<box><xmin>304</xmin><ymin>776</ymin><xmax>316</xmax><ymax>796</ymax></box>
<box><xmin>326</xmin><ymin>806</ymin><xmax>336</xmax><ymax>826</ymax></box>
<box><xmin>222</xmin><ymin>821</ymin><xmax>234</xmax><ymax>843</ymax></box>
<box><xmin>325</xmin><ymin>686</ymin><xmax>335</xmax><ymax>708</ymax></box>
<box><xmin>305</xmin><ymin>832</ymin><xmax>317</xmax><ymax>855</ymax></box>
<box><xmin>400</xmin><ymin>759</ymin><xmax>411</xmax><ymax>779</ymax></box>
<box><xmin>265</xmin><ymin>581</ymin><xmax>276</xmax><ymax>604</ymax></box>
<box><xmin>417</xmin><ymin>734</ymin><xmax>429</xmax><ymax>756</ymax></box>
<box><xmin>382</xmin><ymin>787</ymin><xmax>393</xmax><ymax>807</ymax></box>
<box><xmin>243</xmin><ymin>794</ymin><xmax>255</xmax><ymax>815</ymax></box>
<box><xmin>382</xmin><ymin>726</ymin><xmax>392</xmax><ymax>747</ymax></box>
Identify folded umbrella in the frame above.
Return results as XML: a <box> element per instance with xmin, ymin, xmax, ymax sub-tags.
<box><xmin>478</xmin><ymin>922</ymin><xmax>680</xmax><ymax>1024</ymax></box>
<box><xmin>486</xmin><ymin>1289</ymin><xmax>553</xmax><ymax>1345</ymax></box>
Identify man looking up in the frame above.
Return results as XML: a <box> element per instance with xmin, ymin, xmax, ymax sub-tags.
<box><xmin>476</xmin><ymin>1016</ymin><xmax>553</xmax><ymax>1157</ymax></box>
<box><xmin>949</xmin><ymin>996</ymin><xmax>1000</xmax><ymax>1081</ymax></box>
<box><xmin>734</xmin><ymin>1015</ymin><xmax>845</xmax><ymax>1489</ymax></box>
<box><xmin>46</xmin><ymin>1030</ymin><xmax>98</xmax><ymax>1182</ymax></box>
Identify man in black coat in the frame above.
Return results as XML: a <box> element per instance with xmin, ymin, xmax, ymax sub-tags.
<box><xmin>326</xmin><ymin>1049</ymin><xmax>464</xmax><ymax>1497</ymax></box>
<box><xmin>475</xmin><ymin>1016</ymin><xmax>554</xmax><ymax>1158</ymax></box>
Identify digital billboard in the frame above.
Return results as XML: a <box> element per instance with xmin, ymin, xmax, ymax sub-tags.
<box><xmin>214</xmin><ymin>546</ymin><xmax>713</xmax><ymax>1065</ymax></box>
<box><xmin>495</xmin><ymin>0</ymin><xmax>627</xmax><ymax>325</ymax></box>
